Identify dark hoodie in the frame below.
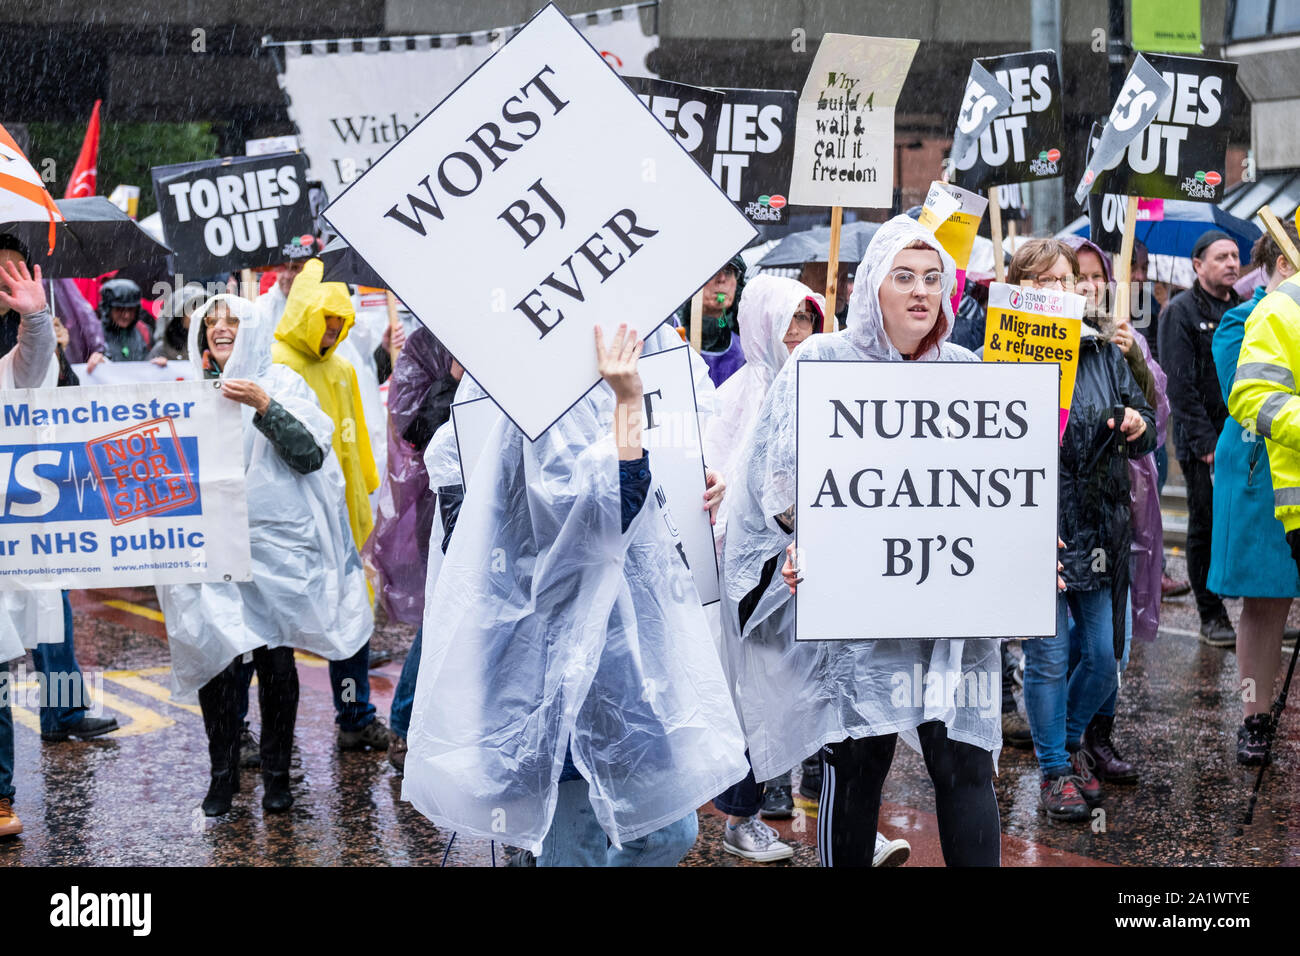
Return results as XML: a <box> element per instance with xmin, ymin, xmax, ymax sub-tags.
<box><xmin>673</xmin><ymin>252</ymin><xmax>747</xmax><ymax>354</ymax></box>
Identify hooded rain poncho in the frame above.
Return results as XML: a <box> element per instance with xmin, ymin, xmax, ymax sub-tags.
<box><xmin>402</xmin><ymin>326</ymin><xmax>746</xmax><ymax>853</ymax></box>
<box><xmin>158</xmin><ymin>294</ymin><xmax>373</xmax><ymax>698</ymax></box>
<box><xmin>719</xmin><ymin>216</ymin><xmax>1002</xmax><ymax>782</ymax></box>
<box><xmin>271</xmin><ymin>258</ymin><xmax>378</xmax><ymax>552</ymax></box>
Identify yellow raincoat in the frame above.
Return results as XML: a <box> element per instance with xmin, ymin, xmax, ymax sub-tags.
<box><xmin>271</xmin><ymin>258</ymin><xmax>378</xmax><ymax>552</ymax></box>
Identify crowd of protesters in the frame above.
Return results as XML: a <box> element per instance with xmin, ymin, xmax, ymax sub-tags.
<box><xmin>1</xmin><ymin>204</ymin><xmax>1297</xmax><ymax>867</ymax></box>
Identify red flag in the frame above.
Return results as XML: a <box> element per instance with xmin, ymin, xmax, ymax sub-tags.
<box><xmin>64</xmin><ymin>99</ymin><xmax>101</xmax><ymax>199</ymax></box>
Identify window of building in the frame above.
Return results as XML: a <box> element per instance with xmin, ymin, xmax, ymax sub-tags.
<box><xmin>1229</xmin><ymin>0</ymin><xmax>1300</xmax><ymax>39</ymax></box>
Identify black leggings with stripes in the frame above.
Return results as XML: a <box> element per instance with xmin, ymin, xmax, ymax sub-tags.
<box><xmin>818</xmin><ymin>721</ymin><xmax>1000</xmax><ymax>867</ymax></box>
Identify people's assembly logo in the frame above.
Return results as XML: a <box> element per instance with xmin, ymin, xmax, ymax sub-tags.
<box><xmin>1180</xmin><ymin>169</ymin><xmax>1221</xmax><ymax>199</ymax></box>
<box><xmin>1028</xmin><ymin>148</ymin><xmax>1060</xmax><ymax>177</ymax></box>
<box><xmin>85</xmin><ymin>419</ymin><xmax>197</xmax><ymax>525</ymax></box>
<box><xmin>743</xmin><ymin>193</ymin><xmax>787</xmax><ymax>222</ymax></box>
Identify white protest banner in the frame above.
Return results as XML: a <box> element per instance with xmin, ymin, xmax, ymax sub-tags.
<box><xmin>638</xmin><ymin>344</ymin><xmax>718</xmax><ymax>605</ymax></box>
<box><xmin>71</xmin><ymin>360</ymin><xmax>198</xmax><ymax>386</ymax></box>
<box><xmin>323</xmin><ymin>3</ymin><xmax>756</xmax><ymax>441</ymax></box>
<box><xmin>795</xmin><ymin>361</ymin><xmax>1058</xmax><ymax>641</ymax></box>
<box><xmin>788</xmin><ymin>34</ymin><xmax>918</xmax><ymax>209</ymax></box>
<box><xmin>451</xmin><ymin>395</ymin><xmax>503</xmax><ymax>489</ymax></box>
<box><xmin>0</xmin><ymin>380</ymin><xmax>250</xmax><ymax>590</ymax></box>
<box><xmin>274</xmin><ymin>4</ymin><xmax>659</xmax><ymax>196</ymax></box>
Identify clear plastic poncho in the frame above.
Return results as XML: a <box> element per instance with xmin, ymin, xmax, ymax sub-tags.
<box><xmin>704</xmin><ymin>275</ymin><xmax>823</xmax><ymax>510</ymax></box>
<box><xmin>720</xmin><ymin>216</ymin><xmax>1003</xmax><ymax>782</ymax></box>
<box><xmin>157</xmin><ymin>294</ymin><xmax>373</xmax><ymax>699</ymax></box>
<box><xmin>402</xmin><ymin>327</ymin><xmax>746</xmax><ymax>853</ymax></box>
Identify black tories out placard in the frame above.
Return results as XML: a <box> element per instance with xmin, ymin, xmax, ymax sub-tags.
<box><xmin>152</xmin><ymin>153</ymin><xmax>314</xmax><ymax>276</ymax></box>
<box><xmin>951</xmin><ymin>50</ymin><xmax>1064</xmax><ymax>192</ymax></box>
<box><xmin>1091</xmin><ymin>54</ymin><xmax>1236</xmax><ymax>204</ymax></box>
<box><xmin>627</xmin><ymin>79</ymin><xmax>797</xmax><ymax>225</ymax></box>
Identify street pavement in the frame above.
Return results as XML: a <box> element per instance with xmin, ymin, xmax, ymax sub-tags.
<box><xmin>1</xmin><ymin>552</ymin><xmax>1295</xmax><ymax>867</ymax></box>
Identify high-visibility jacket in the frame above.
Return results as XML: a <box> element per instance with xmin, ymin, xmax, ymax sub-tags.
<box><xmin>1228</xmin><ymin>275</ymin><xmax>1300</xmax><ymax>533</ymax></box>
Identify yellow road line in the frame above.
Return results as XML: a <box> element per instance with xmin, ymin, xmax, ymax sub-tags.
<box><xmin>10</xmin><ymin>681</ymin><xmax>173</xmax><ymax>737</ymax></box>
<box><xmin>294</xmin><ymin>650</ymin><xmax>328</xmax><ymax>668</ymax></box>
<box><xmin>102</xmin><ymin>672</ymin><xmax>202</xmax><ymax>716</ymax></box>
<box><xmin>101</xmin><ymin>599</ymin><xmax>165</xmax><ymax>623</ymax></box>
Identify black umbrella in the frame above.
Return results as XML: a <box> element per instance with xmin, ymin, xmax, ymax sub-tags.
<box><xmin>756</xmin><ymin>221</ymin><xmax>882</xmax><ymax>270</ymax></box>
<box><xmin>0</xmin><ymin>197</ymin><xmax>171</xmax><ymax>279</ymax></box>
<box><xmin>320</xmin><ymin>236</ymin><xmax>387</xmax><ymax>289</ymax></box>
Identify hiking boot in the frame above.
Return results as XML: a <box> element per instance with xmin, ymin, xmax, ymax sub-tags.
<box><xmin>503</xmin><ymin>844</ymin><xmax>536</xmax><ymax>867</ymax></box>
<box><xmin>1161</xmin><ymin>574</ymin><xmax>1190</xmax><ymax>599</ymax></box>
<box><xmin>40</xmin><ymin>715</ymin><xmax>119</xmax><ymax>742</ymax></box>
<box><xmin>0</xmin><ymin>797</ymin><xmax>21</xmax><ymax>837</ymax></box>
<box><xmin>1236</xmin><ymin>713</ymin><xmax>1275</xmax><ymax>767</ymax></box>
<box><xmin>1069</xmin><ymin>748</ymin><xmax>1104</xmax><ymax>807</ymax></box>
<box><xmin>1081</xmin><ymin>714</ymin><xmax>1138</xmax><ymax>784</ymax></box>
<box><xmin>239</xmin><ymin>722</ymin><xmax>261</xmax><ymax>768</ymax></box>
<box><xmin>338</xmin><ymin>716</ymin><xmax>391</xmax><ymax>752</ymax></box>
<box><xmin>721</xmin><ymin>816</ymin><xmax>794</xmax><ymax>863</ymax></box>
<box><xmin>872</xmin><ymin>831</ymin><xmax>910</xmax><ymax>867</ymax></box>
<box><xmin>388</xmin><ymin>734</ymin><xmax>408</xmax><ymax>774</ymax></box>
<box><xmin>1002</xmin><ymin>708</ymin><xmax>1034</xmax><ymax>749</ymax></box>
<box><xmin>759</xmin><ymin>782</ymin><xmax>794</xmax><ymax>819</ymax></box>
<box><xmin>1199</xmin><ymin>616</ymin><xmax>1236</xmax><ymax>648</ymax></box>
<box><xmin>1038</xmin><ymin>774</ymin><xmax>1089</xmax><ymax>822</ymax></box>
<box><xmin>797</xmin><ymin>754</ymin><xmax>822</xmax><ymax>802</ymax></box>
<box><xmin>202</xmin><ymin>770</ymin><xmax>239</xmax><ymax>817</ymax></box>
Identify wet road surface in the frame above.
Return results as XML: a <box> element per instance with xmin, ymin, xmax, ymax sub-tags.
<box><xmin>1</xmin><ymin>551</ymin><xmax>1295</xmax><ymax>867</ymax></box>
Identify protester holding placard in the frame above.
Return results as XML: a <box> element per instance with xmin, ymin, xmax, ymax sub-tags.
<box><xmin>1159</xmin><ymin>230</ymin><xmax>1242</xmax><ymax>648</ymax></box>
<box><xmin>159</xmin><ymin>293</ymin><xmax>371</xmax><ymax>815</ymax></box>
<box><xmin>1211</xmin><ymin>224</ymin><xmax>1300</xmax><ymax>765</ymax></box>
<box><xmin>1062</xmin><ymin>234</ymin><xmax>1170</xmax><ymax>784</ymax></box>
<box><xmin>1008</xmin><ymin>239</ymin><xmax>1156</xmax><ymax>821</ymax></box>
<box><xmin>400</xmin><ymin>322</ymin><xmax>747</xmax><ymax>861</ymax></box>
<box><xmin>719</xmin><ymin>216</ymin><xmax>1002</xmax><ymax>867</ymax></box>
<box><xmin>271</xmin><ymin>258</ymin><xmax>387</xmax><ymax>752</ymax></box>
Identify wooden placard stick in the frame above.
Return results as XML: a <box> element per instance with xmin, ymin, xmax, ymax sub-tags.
<box><xmin>689</xmin><ymin>288</ymin><xmax>704</xmax><ymax>353</ymax></box>
<box><xmin>1113</xmin><ymin>195</ymin><xmax>1140</xmax><ymax>328</ymax></box>
<box><xmin>1258</xmin><ymin>206</ymin><xmax>1300</xmax><ymax>272</ymax></box>
<box><xmin>825</xmin><ymin>205</ymin><xmax>843</xmax><ymax>320</ymax></box>
<box><xmin>988</xmin><ymin>186</ymin><xmax>1005</xmax><ymax>283</ymax></box>
<box><xmin>385</xmin><ymin>290</ymin><xmax>403</xmax><ymax>362</ymax></box>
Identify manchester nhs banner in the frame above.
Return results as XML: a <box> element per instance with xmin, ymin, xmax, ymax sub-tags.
<box><xmin>0</xmin><ymin>380</ymin><xmax>251</xmax><ymax>590</ymax></box>
<box><xmin>272</xmin><ymin>3</ymin><xmax>661</xmax><ymax>196</ymax></box>
<box><xmin>322</xmin><ymin>3</ymin><xmax>755</xmax><ymax>441</ymax></box>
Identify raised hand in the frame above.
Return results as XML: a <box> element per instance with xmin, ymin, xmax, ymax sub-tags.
<box><xmin>595</xmin><ymin>323</ymin><xmax>643</xmax><ymax>404</ymax></box>
<box><xmin>0</xmin><ymin>259</ymin><xmax>46</xmax><ymax>316</ymax></box>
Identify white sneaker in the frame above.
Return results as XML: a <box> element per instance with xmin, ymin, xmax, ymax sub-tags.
<box><xmin>722</xmin><ymin>817</ymin><xmax>795</xmax><ymax>862</ymax></box>
<box><xmin>872</xmin><ymin>831</ymin><xmax>910</xmax><ymax>867</ymax></box>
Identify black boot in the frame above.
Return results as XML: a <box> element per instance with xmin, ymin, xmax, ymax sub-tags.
<box><xmin>203</xmin><ymin>771</ymin><xmax>238</xmax><ymax>816</ymax></box>
<box><xmin>256</xmin><ymin>647</ymin><xmax>299</xmax><ymax>813</ymax></box>
<box><xmin>1081</xmin><ymin>714</ymin><xmax>1138</xmax><ymax>784</ymax></box>
<box><xmin>262</xmin><ymin>771</ymin><xmax>293</xmax><ymax>813</ymax></box>
<box><xmin>198</xmin><ymin>663</ymin><xmax>243</xmax><ymax>816</ymax></box>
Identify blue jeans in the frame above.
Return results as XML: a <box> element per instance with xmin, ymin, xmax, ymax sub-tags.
<box><xmin>1022</xmin><ymin>589</ymin><xmax>1119</xmax><ymax>778</ymax></box>
<box><xmin>29</xmin><ymin>592</ymin><xmax>87</xmax><ymax>735</ymax></box>
<box><xmin>0</xmin><ymin>661</ymin><xmax>13</xmax><ymax>801</ymax></box>
<box><xmin>389</xmin><ymin>629</ymin><xmax>422</xmax><ymax>739</ymax></box>
<box><xmin>329</xmin><ymin>641</ymin><xmax>376</xmax><ymax>732</ymax></box>
<box><xmin>537</xmin><ymin>777</ymin><xmax>699</xmax><ymax>867</ymax></box>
